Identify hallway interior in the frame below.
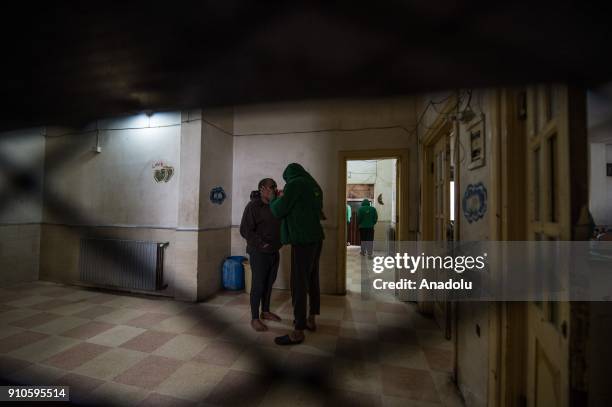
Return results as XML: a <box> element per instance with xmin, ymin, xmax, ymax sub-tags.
<box><xmin>0</xmin><ymin>256</ymin><xmax>461</xmax><ymax>406</ymax></box>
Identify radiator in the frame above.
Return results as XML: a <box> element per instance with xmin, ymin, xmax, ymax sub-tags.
<box><xmin>79</xmin><ymin>238</ymin><xmax>169</xmax><ymax>291</ymax></box>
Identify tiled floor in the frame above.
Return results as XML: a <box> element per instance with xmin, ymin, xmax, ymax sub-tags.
<box><xmin>347</xmin><ymin>245</ymin><xmax>365</xmax><ymax>294</ymax></box>
<box><xmin>0</xmin><ymin>253</ymin><xmax>463</xmax><ymax>407</ymax></box>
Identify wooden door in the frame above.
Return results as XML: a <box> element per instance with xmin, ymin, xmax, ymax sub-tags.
<box><xmin>525</xmin><ymin>84</ymin><xmax>586</xmax><ymax>407</ymax></box>
<box><xmin>431</xmin><ymin>135</ymin><xmax>450</xmax><ymax>327</ymax></box>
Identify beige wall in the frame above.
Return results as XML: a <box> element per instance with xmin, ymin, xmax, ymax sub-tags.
<box><xmin>197</xmin><ymin>108</ymin><xmax>234</xmax><ymax>299</ymax></box>
<box><xmin>0</xmin><ymin>128</ymin><xmax>46</xmax><ymax>287</ymax></box>
<box><xmin>231</xmin><ymin>97</ymin><xmax>418</xmax><ymax>293</ymax></box>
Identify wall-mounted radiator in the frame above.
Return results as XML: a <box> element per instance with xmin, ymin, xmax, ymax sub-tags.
<box><xmin>79</xmin><ymin>238</ymin><xmax>169</xmax><ymax>291</ymax></box>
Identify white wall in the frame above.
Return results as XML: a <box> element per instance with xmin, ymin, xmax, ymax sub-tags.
<box><xmin>40</xmin><ymin>113</ymin><xmax>184</xmax><ymax>297</ymax></box>
<box><xmin>231</xmin><ymin>97</ymin><xmax>418</xmax><ymax>293</ymax></box>
<box><xmin>43</xmin><ymin>114</ymin><xmax>181</xmax><ymax>228</ymax></box>
<box><xmin>0</xmin><ymin>128</ymin><xmax>46</xmax><ymax>224</ymax></box>
<box><xmin>374</xmin><ymin>159</ymin><xmax>394</xmax><ymax>222</ymax></box>
<box><xmin>347</xmin><ymin>160</ymin><xmax>377</xmax><ymax>184</ymax></box>
<box><xmin>589</xmin><ymin>143</ymin><xmax>612</xmax><ymax>226</ymax></box>
<box><xmin>0</xmin><ymin>128</ymin><xmax>46</xmax><ymax>286</ymax></box>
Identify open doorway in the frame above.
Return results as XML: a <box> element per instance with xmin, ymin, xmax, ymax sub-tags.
<box><xmin>345</xmin><ymin>158</ymin><xmax>398</xmax><ymax>294</ymax></box>
<box><xmin>336</xmin><ymin>149</ymin><xmax>410</xmax><ymax>295</ymax></box>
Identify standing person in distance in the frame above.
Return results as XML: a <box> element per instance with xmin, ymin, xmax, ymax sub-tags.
<box><xmin>357</xmin><ymin>198</ymin><xmax>378</xmax><ymax>259</ymax></box>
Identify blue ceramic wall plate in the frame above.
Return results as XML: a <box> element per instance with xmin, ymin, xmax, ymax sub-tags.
<box><xmin>210</xmin><ymin>186</ymin><xmax>227</xmax><ymax>205</ymax></box>
<box><xmin>462</xmin><ymin>182</ymin><xmax>487</xmax><ymax>223</ymax></box>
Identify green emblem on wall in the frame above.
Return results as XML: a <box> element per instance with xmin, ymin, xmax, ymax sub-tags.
<box><xmin>152</xmin><ymin>161</ymin><xmax>175</xmax><ymax>183</ymax></box>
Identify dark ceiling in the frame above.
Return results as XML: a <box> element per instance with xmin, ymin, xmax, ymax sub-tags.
<box><xmin>1</xmin><ymin>1</ymin><xmax>611</xmax><ymax>131</ymax></box>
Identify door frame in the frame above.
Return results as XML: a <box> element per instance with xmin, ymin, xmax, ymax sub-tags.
<box><xmin>499</xmin><ymin>85</ymin><xmax>590</xmax><ymax>407</ymax></box>
<box><xmin>419</xmin><ymin>96</ymin><xmax>456</xmax><ymax>317</ymax></box>
<box><xmin>336</xmin><ymin>149</ymin><xmax>410</xmax><ymax>294</ymax></box>
<box><xmin>498</xmin><ymin>87</ymin><xmax>529</xmax><ymax>407</ymax></box>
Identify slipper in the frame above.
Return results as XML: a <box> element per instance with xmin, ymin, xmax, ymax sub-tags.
<box><xmin>274</xmin><ymin>334</ymin><xmax>304</xmax><ymax>346</ymax></box>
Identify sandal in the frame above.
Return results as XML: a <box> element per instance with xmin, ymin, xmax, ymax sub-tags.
<box><xmin>274</xmin><ymin>334</ymin><xmax>304</xmax><ymax>346</ymax></box>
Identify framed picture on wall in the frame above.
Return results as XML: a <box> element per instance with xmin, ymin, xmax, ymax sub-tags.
<box><xmin>467</xmin><ymin>118</ymin><xmax>485</xmax><ymax>170</ymax></box>
<box><xmin>607</xmin><ymin>163</ymin><xmax>612</xmax><ymax>177</ymax></box>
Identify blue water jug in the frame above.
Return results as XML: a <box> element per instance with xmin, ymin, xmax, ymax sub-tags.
<box><xmin>222</xmin><ymin>256</ymin><xmax>245</xmax><ymax>290</ymax></box>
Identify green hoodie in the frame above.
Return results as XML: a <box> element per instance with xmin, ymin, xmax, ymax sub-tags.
<box><xmin>357</xmin><ymin>199</ymin><xmax>378</xmax><ymax>229</ymax></box>
<box><xmin>270</xmin><ymin>163</ymin><xmax>325</xmax><ymax>245</ymax></box>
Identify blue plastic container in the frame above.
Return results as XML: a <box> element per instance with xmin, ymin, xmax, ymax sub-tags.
<box><xmin>222</xmin><ymin>256</ymin><xmax>246</xmax><ymax>290</ymax></box>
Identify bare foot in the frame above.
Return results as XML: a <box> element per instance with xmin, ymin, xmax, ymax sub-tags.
<box><xmin>306</xmin><ymin>315</ymin><xmax>317</xmax><ymax>331</ymax></box>
<box><xmin>290</xmin><ymin>330</ymin><xmax>305</xmax><ymax>342</ymax></box>
<box><xmin>251</xmin><ymin>319</ymin><xmax>268</xmax><ymax>332</ymax></box>
<box><xmin>261</xmin><ymin>311</ymin><xmax>281</xmax><ymax>322</ymax></box>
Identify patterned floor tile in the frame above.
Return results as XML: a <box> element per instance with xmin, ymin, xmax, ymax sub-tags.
<box><xmin>156</xmin><ymin>361</ymin><xmax>228</xmax><ymax>401</ymax></box>
<box><xmin>120</xmin><ymin>330</ymin><xmax>177</xmax><ymax>353</ymax></box>
<box><xmin>193</xmin><ymin>340</ymin><xmax>245</xmax><ymax>367</ymax></box>
<box><xmin>204</xmin><ymin>370</ymin><xmax>269</xmax><ymax>407</ymax></box>
<box><xmin>44</xmin><ymin>342</ymin><xmax>111</xmax><ymax>370</ymax></box>
<box><xmin>72</xmin><ymin>305</ymin><xmax>116</xmax><ymax>319</ymax></box>
<box><xmin>125</xmin><ymin>312</ymin><xmax>171</xmax><ymax>328</ymax></box>
<box><xmin>9</xmin><ymin>335</ymin><xmax>80</xmax><ymax>363</ymax></box>
<box><xmin>88</xmin><ymin>325</ymin><xmax>147</xmax><ymax>347</ymax></box>
<box><xmin>90</xmin><ymin>381</ymin><xmax>151</xmax><ymax>407</ymax></box>
<box><xmin>30</xmin><ymin>316</ymin><xmax>89</xmax><ymax>335</ymax></box>
<box><xmin>0</xmin><ymin>331</ymin><xmax>49</xmax><ymax>354</ymax></box>
<box><xmin>9</xmin><ymin>312</ymin><xmax>62</xmax><ymax>329</ymax></box>
<box><xmin>74</xmin><ymin>347</ymin><xmax>148</xmax><ymax>380</ymax></box>
<box><xmin>152</xmin><ymin>334</ymin><xmax>210</xmax><ymax>361</ymax></box>
<box><xmin>61</xmin><ymin>321</ymin><xmax>116</xmax><ymax>340</ymax></box>
<box><xmin>113</xmin><ymin>355</ymin><xmax>183</xmax><ymax>390</ymax></box>
<box><xmin>0</xmin><ymin>247</ymin><xmax>463</xmax><ymax>406</ymax></box>
<box><xmin>0</xmin><ymin>355</ymin><xmax>32</xmax><ymax>378</ymax></box>
<box><xmin>380</xmin><ymin>365</ymin><xmax>440</xmax><ymax>403</ymax></box>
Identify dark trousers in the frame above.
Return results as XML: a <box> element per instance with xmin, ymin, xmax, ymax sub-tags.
<box><xmin>359</xmin><ymin>228</ymin><xmax>374</xmax><ymax>255</ymax></box>
<box><xmin>249</xmin><ymin>251</ymin><xmax>280</xmax><ymax>320</ymax></box>
<box><xmin>291</xmin><ymin>241</ymin><xmax>322</xmax><ymax>330</ymax></box>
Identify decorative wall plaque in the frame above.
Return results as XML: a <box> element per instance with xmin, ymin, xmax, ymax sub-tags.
<box><xmin>210</xmin><ymin>186</ymin><xmax>227</xmax><ymax>204</ymax></box>
<box><xmin>152</xmin><ymin>161</ymin><xmax>174</xmax><ymax>183</ymax></box>
<box><xmin>467</xmin><ymin>118</ymin><xmax>485</xmax><ymax>170</ymax></box>
<box><xmin>462</xmin><ymin>182</ymin><xmax>487</xmax><ymax>223</ymax></box>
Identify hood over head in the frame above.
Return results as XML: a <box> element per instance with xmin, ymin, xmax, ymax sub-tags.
<box><xmin>361</xmin><ymin>199</ymin><xmax>371</xmax><ymax>206</ymax></box>
<box><xmin>283</xmin><ymin>163</ymin><xmax>309</xmax><ymax>182</ymax></box>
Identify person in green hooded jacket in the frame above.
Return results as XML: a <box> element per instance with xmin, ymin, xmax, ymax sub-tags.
<box><xmin>269</xmin><ymin>163</ymin><xmax>324</xmax><ymax>345</ymax></box>
<box><xmin>357</xmin><ymin>199</ymin><xmax>378</xmax><ymax>258</ymax></box>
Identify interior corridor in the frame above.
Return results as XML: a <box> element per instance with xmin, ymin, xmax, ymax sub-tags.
<box><xmin>0</xmin><ymin>271</ymin><xmax>461</xmax><ymax>406</ymax></box>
